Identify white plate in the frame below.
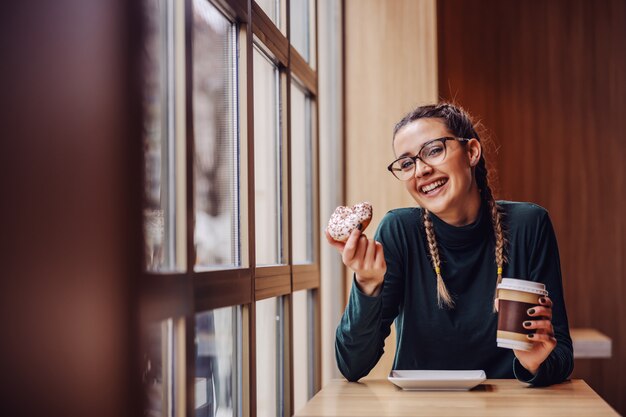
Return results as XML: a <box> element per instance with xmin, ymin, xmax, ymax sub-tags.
<box><xmin>388</xmin><ymin>370</ymin><xmax>486</xmax><ymax>391</ymax></box>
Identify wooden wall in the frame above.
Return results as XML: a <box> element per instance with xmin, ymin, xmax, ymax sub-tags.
<box><xmin>438</xmin><ymin>0</ymin><xmax>626</xmax><ymax>413</ymax></box>
<box><xmin>344</xmin><ymin>0</ymin><xmax>438</xmax><ymax>379</ymax></box>
<box><xmin>1</xmin><ymin>2</ymin><xmax>142</xmax><ymax>416</ymax></box>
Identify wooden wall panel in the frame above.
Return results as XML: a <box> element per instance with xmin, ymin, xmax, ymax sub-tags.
<box><xmin>1</xmin><ymin>1</ymin><xmax>142</xmax><ymax>416</ymax></box>
<box><xmin>344</xmin><ymin>0</ymin><xmax>438</xmax><ymax>379</ymax></box>
<box><xmin>438</xmin><ymin>0</ymin><xmax>626</xmax><ymax>413</ymax></box>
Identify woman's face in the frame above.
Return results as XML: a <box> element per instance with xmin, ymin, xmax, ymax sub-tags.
<box><xmin>393</xmin><ymin>118</ymin><xmax>482</xmax><ymax>223</ymax></box>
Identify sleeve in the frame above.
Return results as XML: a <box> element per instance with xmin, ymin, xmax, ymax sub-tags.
<box><xmin>512</xmin><ymin>209</ymin><xmax>574</xmax><ymax>386</ymax></box>
<box><xmin>335</xmin><ymin>211</ymin><xmax>406</xmax><ymax>382</ymax></box>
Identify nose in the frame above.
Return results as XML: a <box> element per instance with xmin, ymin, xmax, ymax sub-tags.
<box><xmin>413</xmin><ymin>159</ymin><xmax>432</xmax><ymax>178</ymax></box>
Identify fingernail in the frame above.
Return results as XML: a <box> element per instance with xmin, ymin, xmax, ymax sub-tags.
<box><xmin>539</xmin><ymin>297</ymin><xmax>546</xmax><ymax>304</ymax></box>
<box><xmin>527</xmin><ymin>334</ymin><xmax>535</xmax><ymax>339</ymax></box>
<box><xmin>527</xmin><ymin>308</ymin><xmax>535</xmax><ymax>315</ymax></box>
<box><xmin>356</xmin><ymin>223</ymin><xmax>363</xmax><ymax>231</ymax></box>
<box><xmin>523</xmin><ymin>321</ymin><xmax>532</xmax><ymax>327</ymax></box>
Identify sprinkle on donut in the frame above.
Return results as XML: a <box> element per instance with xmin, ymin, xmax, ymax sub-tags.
<box><xmin>327</xmin><ymin>202</ymin><xmax>373</xmax><ymax>242</ymax></box>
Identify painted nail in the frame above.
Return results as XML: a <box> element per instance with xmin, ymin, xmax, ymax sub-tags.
<box><xmin>539</xmin><ymin>297</ymin><xmax>547</xmax><ymax>304</ymax></box>
<box><xmin>527</xmin><ymin>334</ymin><xmax>535</xmax><ymax>339</ymax></box>
<box><xmin>527</xmin><ymin>308</ymin><xmax>535</xmax><ymax>315</ymax></box>
<box><xmin>523</xmin><ymin>321</ymin><xmax>532</xmax><ymax>327</ymax></box>
<box><xmin>357</xmin><ymin>223</ymin><xmax>363</xmax><ymax>231</ymax></box>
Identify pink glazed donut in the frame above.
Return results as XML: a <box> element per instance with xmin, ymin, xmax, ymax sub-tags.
<box><xmin>327</xmin><ymin>202</ymin><xmax>373</xmax><ymax>242</ymax></box>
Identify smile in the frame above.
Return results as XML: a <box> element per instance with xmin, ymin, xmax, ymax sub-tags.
<box><xmin>421</xmin><ymin>178</ymin><xmax>448</xmax><ymax>194</ymax></box>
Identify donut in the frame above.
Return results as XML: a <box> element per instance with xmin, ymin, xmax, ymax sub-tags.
<box><xmin>327</xmin><ymin>202</ymin><xmax>373</xmax><ymax>242</ymax></box>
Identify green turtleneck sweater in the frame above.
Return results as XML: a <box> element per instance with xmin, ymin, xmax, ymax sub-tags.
<box><xmin>335</xmin><ymin>201</ymin><xmax>573</xmax><ymax>386</ymax></box>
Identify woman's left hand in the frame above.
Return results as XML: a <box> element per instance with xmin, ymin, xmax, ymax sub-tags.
<box><xmin>513</xmin><ymin>296</ymin><xmax>557</xmax><ymax>374</ymax></box>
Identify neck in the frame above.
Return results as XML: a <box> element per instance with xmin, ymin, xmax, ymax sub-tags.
<box><xmin>435</xmin><ymin>188</ymin><xmax>482</xmax><ymax>226</ymax></box>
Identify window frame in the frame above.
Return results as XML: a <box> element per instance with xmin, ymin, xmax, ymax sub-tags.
<box><xmin>139</xmin><ymin>1</ymin><xmax>321</xmax><ymax>416</ymax></box>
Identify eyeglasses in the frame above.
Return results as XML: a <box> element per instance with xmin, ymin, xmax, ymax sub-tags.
<box><xmin>387</xmin><ymin>137</ymin><xmax>470</xmax><ymax>181</ymax></box>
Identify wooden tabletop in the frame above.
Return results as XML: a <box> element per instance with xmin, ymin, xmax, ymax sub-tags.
<box><xmin>295</xmin><ymin>379</ymin><xmax>618</xmax><ymax>417</ymax></box>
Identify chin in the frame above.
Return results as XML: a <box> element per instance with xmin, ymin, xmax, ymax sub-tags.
<box><xmin>412</xmin><ymin>196</ymin><xmax>445</xmax><ymax>214</ymax></box>
<box><xmin>411</xmin><ymin>191</ymin><xmax>451</xmax><ymax>215</ymax></box>
<box><xmin>421</xmin><ymin>202</ymin><xmax>451</xmax><ymax>216</ymax></box>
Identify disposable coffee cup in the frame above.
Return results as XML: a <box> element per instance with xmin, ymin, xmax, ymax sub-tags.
<box><xmin>496</xmin><ymin>278</ymin><xmax>548</xmax><ymax>351</ymax></box>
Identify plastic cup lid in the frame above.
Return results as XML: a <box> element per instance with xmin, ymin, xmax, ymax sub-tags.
<box><xmin>497</xmin><ymin>278</ymin><xmax>548</xmax><ymax>296</ymax></box>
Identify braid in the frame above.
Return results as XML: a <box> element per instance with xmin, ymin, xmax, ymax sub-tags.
<box><xmin>423</xmin><ymin>209</ymin><xmax>454</xmax><ymax>308</ymax></box>
<box><xmin>475</xmin><ymin>158</ymin><xmax>508</xmax><ymax>309</ymax></box>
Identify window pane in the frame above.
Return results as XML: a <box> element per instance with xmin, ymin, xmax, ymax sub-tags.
<box><xmin>193</xmin><ymin>0</ymin><xmax>239</xmax><ymax>269</ymax></box>
<box><xmin>289</xmin><ymin>0</ymin><xmax>311</xmax><ymax>63</ymax></box>
<box><xmin>256</xmin><ymin>297</ymin><xmax>283</xmax><ymax>417</ymax></box>
<box><xmin>195</xmin><ymin>307</ymin><xmax>241</xmax><ymax>417</ymax></box>
<box><xmin>292</xmin><ymin>290</ymin><xmax>314</xmax><ymax>414</ymax></box>
<box><xmin>290</xmin><ymin>82</ymin><xmax>313</xmax><ymax>264</ymax></box>
<box><xmin>254</xmin><ymin>47</ymin><xmax>282</xmax><ymax>265</ymax></box>
<box><xmin>308</xmin><ymin>0</ymin><xmax>316</xmax><ymax>69</ymax></box>
<box><xmin>143</xmin><ymin>0</ymin><xmax>182</xmax><ymax>272</ymax></box>
<box><xmin>255</xmin><ymin>0</ymin><xmax>280</xmax><ymax>29</ymax></box>
<box><xmin>143</xmin><ymin>319</ymin><xmax>174</xmax><ymax>417</ymax></box>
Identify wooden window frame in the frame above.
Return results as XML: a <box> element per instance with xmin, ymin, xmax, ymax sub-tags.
<box><xmin>139</xmin><ymin>1</ymin><xmax>321</xmax><ymax>416</ymax></box>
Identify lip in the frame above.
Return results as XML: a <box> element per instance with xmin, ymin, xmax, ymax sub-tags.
<box><xmin>418</xmin><ymin>177</ymin><xmax>449</xmax><ymax>197</ymax></box>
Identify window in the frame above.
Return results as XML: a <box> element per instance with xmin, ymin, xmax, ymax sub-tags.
<box><xmin>144</xmin><ymin>319</ymin><xmax>175</xmax><ymax>417</ymax></box>
<box><xmin>292</xmin><ymin>290</ymin><xmax>314</xmax><ymax>413</ymax></box>
<box><xmin>255</xmin><ymin>0</ymin><xmax>281</xmax><ymax>31</ymax></box>
<box><xmin>193</xmin><ymin>0</ymin><xmax>239</xmax><ymax>269</ymax></box>
<box><xmin>143</xmin><ymin>0</ymin><xmax>186</xmax><ymax>273</ymax></box>
<box><xmin>289</xmin><ymin>0</ymin><xmax>316</xmax><ymax>67</ymax></box>
<box><xmin>253</xmin><ymin>46</ymin><xmax>282</xmax><ymax>266</ymax></box>
<box><xmin>141</xmin><ymin>1</ymin><xmax>321</xmax><ymax>416</ymax></box>
<box><xmin>195</xmin><ymin>307</ymin><xmax>241</xmax><ymax>417</ymax></box>
<box><xmin>290</xmin><ymin>80</ymin><xmax>314</xmax><ymax>264</ymax></box>
<box><xmin>255</xmin><ymin>297</ymin><xmax>284</xmax><ymax>417</ymax></box>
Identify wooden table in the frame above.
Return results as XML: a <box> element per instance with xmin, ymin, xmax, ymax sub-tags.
<box><xmin>295</xmin><ymin>379</ymin><xmax>618</xmax><ymax>416</ymax></box>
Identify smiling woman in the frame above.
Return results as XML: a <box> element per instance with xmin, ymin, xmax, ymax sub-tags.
<box><xmin>391</xmin><ymin>106</ymin><xmax>491</xmax><ymax>307</ymax></box>
<box><xmin>330</xmin><ymin>102</ymin><xmax>574</xmax><ymax>387</ymax></box>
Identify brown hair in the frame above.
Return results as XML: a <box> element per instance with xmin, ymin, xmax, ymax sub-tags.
<box><xmin>394</xmin><ymin>102</ymin><xmax>507</xmax><ymax>309</ymax></box>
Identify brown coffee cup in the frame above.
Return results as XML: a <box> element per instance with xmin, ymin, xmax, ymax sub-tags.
<box><xmin>496</xmin><ymin>278</ymin><xmax>548</xmax><ymax>351</ymax></box>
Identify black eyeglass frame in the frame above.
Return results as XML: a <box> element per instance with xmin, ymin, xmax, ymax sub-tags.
<box><xmin>386</xmin><ymin>136</ymin><xmax>471</xmax><ymax>180</ymax></box>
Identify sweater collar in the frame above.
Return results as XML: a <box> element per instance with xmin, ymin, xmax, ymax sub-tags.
<box><xmin>427</xmin><ymin>201</ymin><xmax>491</xmax><ymax>248</ymax></box>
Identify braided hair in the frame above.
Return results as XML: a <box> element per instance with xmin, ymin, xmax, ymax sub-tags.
<box><xmin>393</xmin><ymin>103</ymin><xmax>507</xmax><ymax>309</ymax></box>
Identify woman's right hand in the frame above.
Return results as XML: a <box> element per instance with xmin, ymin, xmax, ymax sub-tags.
<box><xmin>325</xmin><ymin>228</ymin><xmax>386</xmax><ymax>296</ymax></box>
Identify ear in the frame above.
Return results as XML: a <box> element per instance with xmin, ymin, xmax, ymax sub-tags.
<box><xmin>466</xmin><ymin>138</ymin><xmax>482</xmax><ymax>166</ymax></box>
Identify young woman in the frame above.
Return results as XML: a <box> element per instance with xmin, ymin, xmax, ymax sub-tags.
<box><xmin>326</xmin><ymin>103</ymin><xmax>573</xmax><ymax>386</ymax></box>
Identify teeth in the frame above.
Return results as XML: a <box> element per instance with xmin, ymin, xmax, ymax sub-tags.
<box><xmin>421</xmin><ymin>179</ymin><xmax>447</xmax><ymax>193</ymax></box>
